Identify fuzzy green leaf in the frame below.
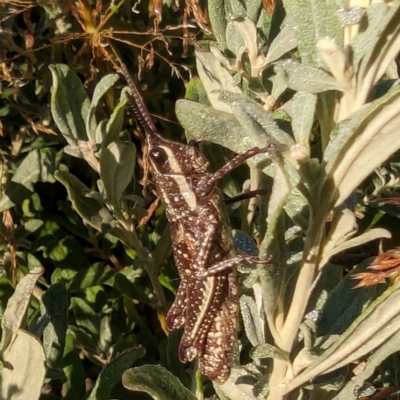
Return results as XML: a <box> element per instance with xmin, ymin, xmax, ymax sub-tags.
<box><xmin>226</xmin><ymin>20</ymin><xmax>245</xmax><ymax>58</ymax></box>
<box><xmin>69</xmin><ymin>262</ymin><xmax>115</xmax><ymax>290</ymax></box>
<box><xmin>277</xmin><ymin>60</ymin><xmax>342</xmax><ymax>94</ymax></box>
<box><xmin>218</xmin><ymin>92</ymin><xmax>295</xmax><ymax>151</ymax></box>
<box><xmin>350</xmin><ymin>4</ymin><xmax>389</xmax><ymax>71</ymax></box>
<box><xmin>355</xmin><ymin>3</ymin><xmax>400</xmax><ymax>107</ymax></box>
<box><xmin>0</xmin><ymin>148</ymin><xmax>57</xmax><ymax>212</ymax></box>
<box><xmin>240</xmin><ymin>295</ymin><xmax>265</xmax><ymax>346</ymax></box>
<box><xmin>100</xmin><ymin>141</ymin><xmax>136</xmax><ymax>208</ymax></box>
<box><xmin>122</xmin><ymin>364</ymin><xmax>197</xmax><ymax>400</ymax></box>
<box><xmin>208</xmin><ymin>0</ymin><xmax>227</xmax><ymax>48</ymax></box>
<box><xmin>227</xmin><ymin>0</ymin><xmax>246</xmax><ymax>20</ymax></box>
<box><xmin>265</xmin><ymin>21</ymin><xmax>297</xmax><ymax>65</ymax></box>
<box><xmin>49</xmin><ymin>64</ymin><xmax>90</xmax><ymax>144</ymax></box>
<box><xmin>195</xmin><ymin>50</ymin><xmax>242</xmax><ymax>113</ymax></box>
<box><xmin>282</xmin><ymin>0</ymin><xmax>342</xmax><ymax>66</ymax></box>
<box><xmin>86</xmin><ymin>74</ymin><xmax>119</xmax><ymax>143</ymax></box>
<box><xmin>70</xmin><ymin>297</ymin><xmax>100</xmax><ymax>338</ymax></box>
<box><xmin>321</xmin><ymin>228</ymin><xmax>391</xmax><ymax>268</ymax></box>
<box><xmin>317</xmin><ymin>260</ymin><xmax>387</xmax><ymax>338</ymax></box>
<box><xmin>54</xmin><ymin>169</ymin><xmax>114</xmax><ymax>233</ymax></box>
<box><xmin>228</xmin><ymin>19</ymin><xmax>261</xmax><ymax>78</ymax></box>
<box><xmin>104</xmin><ymin>88</ymin><xmax>129</xmax><ymax>146</ymax></box>
<box><xmin>323</xmin><ymin>83</ymin><xmax>400</xmax><ymax>208</ymax></box>
<box><xmin>0</xmin><ymin>263</ymin><xmax>43</xmax><ymax>351</ymax></box>
<box><xmin>41</xmin><ymin>283</ymin><xmax>68</xmax><ymax>368</ymax></box>
<box><xmin>245</xmin><ymin>0</ymin><xmax>262</xmax><ymax>22</ymax></box>
<box><xmin>291</xmin><ymin>91</ymin><xmax>316</xmax><ymax>149</ymax></box>
<box><xmin>176</xmin><ymin>100</ymin><xmax>248</xmax><ymax>151</ymax></box>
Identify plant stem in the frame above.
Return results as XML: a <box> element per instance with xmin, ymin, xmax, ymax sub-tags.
<box><xmin>280</xmin><ymin>207</ymin><xmax>327</xmax><ymax>348</ymax></box>
<box><xmin>267</xmin><ymin>206</ymin><xmax>327</xmax><ymax>399</ymax></box>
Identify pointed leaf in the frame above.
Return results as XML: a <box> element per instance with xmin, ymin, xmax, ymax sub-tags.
<box><xmin>318</xmin><ymin>208</ymin><xmax>358</xmax><ymax>269</ymax></box>
<box><xmin>271</xmin><ymin>69</ymin><xmax>289</xmax><ymax>101</ymax></box>
<box><xmin>291</xmin><ymin>91</ymin><xmax>316</xmax><ymax>149</ymax></box>
<box><xmin>195</xmin><ymin>50</ymin><xmax>242</xmax><ymax>113</ymax></box>
<box><xmin>69</xmin><ymin>262</ymin><xmax>115</xmax><ymax>290</ymax></box>
<box><xmin>351</xmin><ymin>3</ymin><xmax>389</xmax><ymax>71</ymax></box>
<box><xmin>49</xmin><ymin>64</ymin><xmax>90</xmax><ymax>144</ymax></box>
<box><xmin>258</xmin><ymin>157</ymin><xmax>290</xmax><ymax>326</ymax></box>
<box><xmin>0</xmin><ymin>150</ymin><xmax>40</xmax><ymax>212</ymax></box>
<box><xmin>282</xmin><ymin>0</ymin><xmax>342</xmax><ymax>66</ymax></box>
<box><xmin>240</xmin><ymin>295</ymin><xmax>265</xmax><ymax>346</ymax></box>
<box><xmin>86</xmin><ymin>74</ymin><xmax>119</xmax><ymax>143</ymax></box>
<box><xmin>70</xmin><ymin>297</ymin><xmax>100</xmax><ymax>338</ymax></box>
<box><xmin>265</xmin><ymin>156</ymin><xmax>291</xmax><ymax>244</ymax></box>
<box><xmin>95</xmin><ymin>120</ymin><xmax>108</xmax><ymax>151</ymax></box>
<box><xmin>122</xmin><ymin>365</ymin><xmax>197</xmax><ymax>400</ymax></box>
<box><xmin>244</xmin><ymin>0</ymin><xmax>262</xmax><ymax>22</ymax></box>
<box><xmin>105</xmin><ymin>88</ymin><xmax>129</xmax><ymax>146</ymax></box>
<box><xmin>226</xmin><ymin>19</ymin><xmax>260</xmax><ymax>77</ymax></box>
<box><xmin>355</xmin><ymin>3</ymin><xmax>400</xmax><ymax>108</ymax></box>
<box><xmin>176</xmin><ymin>100</ymin><xmax>244</xmax><ymax>151</ymax></box>
<box><xmin>323</xmin><ymin>83</ymin><xmax>400</xmax><ymax>208</ymax></box>
<box><xmin>98</xmin><ymin>316</ymin><xmax>113</xmax><ymax>355</ymax></box>
<box><xmin>321</xmin><ymin>228</ymin><xmax>391</xmax><ymax>268</ymax></box>
<box><xmin>317</xmin><ymin>38</ymin><xmax>349</xmax><ymax>86</ymax></box>
<box><xmin>100</xmin><ymin>141</ymin><xmax>136</xmax><ymax>207</ymax></box>
<box><xmin>226</xmin><ymin>20</ymin><xmax>246</xmax><ymax>58</ymax></box>
<box><xmin>227</xmin><ymin>0</ymin><xmax>246</xmax><ymax>20</ymax></box>
<box><xmin>265</xmin><ymin>21</ymin><xmax>297</xmax><ymax>65</ymax></box>
<box><xmin>0</xmin><ymin>148</ymin><xmax>57</xmax><ymax>212</ymax></box>
<box><xmin>1</xmin><ymin>264</ymin><xmax>43</xmax><ymax>351</ymax></box>
<box><xmin>277</xmin><ymin>60</ymin><xmax>342</xmax><ymax>94</ymax></box>
<box><xmin>208</xmin><ymin>0</ymin><xmax>227</xmax><ymax>49</ymax></box>
<box><xmin>41</xmin><ymin>283</ymin><xmax>68</xmax><ymax>367</ymax></box>
<box><xmin>317</xmin><ymin>260</ymin><xmax>386</xmax><ymax>338</ymax></box>
<box><xmin>218</xmin><ymin>92</ymin><xmax>295</xmax><ymax>150</ymax></box>
<box><xmin>54</xmin><ymin>169</ymin><xmax>114</xmax><ymax>233</ymax></box>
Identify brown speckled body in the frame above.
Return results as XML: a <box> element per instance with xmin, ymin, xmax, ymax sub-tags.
<box><xmin>122</xmin><ymin>63</ymin><xmax>271</xmax><ymax>383</ymax></box>
<box><xmin>146</xmin><ymin>133</ymin><xmax>238</xmax><ymax>373</ymax></box>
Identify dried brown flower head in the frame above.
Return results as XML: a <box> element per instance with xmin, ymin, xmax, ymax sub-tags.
<box><xmin>353</xmin><ymin>247</ymin><xmax>400</xmax><ymax>288</ymax></box>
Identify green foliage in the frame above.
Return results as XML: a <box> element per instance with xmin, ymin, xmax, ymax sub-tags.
<box><xmin>2</xmin><ymin>1</ymin><xmax>400</xmax><ymax>400</ymax></box>
<box><xmin>177</xmin><ymin>1</ymin><xmax>400</xmax><ymax>399</ymax></box>
<box><xmin>122</xmin><ymin>365</ymin><xmax>197</xmax><ymax>400</ymax></box>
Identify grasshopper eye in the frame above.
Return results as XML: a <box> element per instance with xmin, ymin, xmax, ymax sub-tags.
<box><xmin>150</xmin><ymin>148</ymin><xmax>168</xmax><ymax>165</ymax></box>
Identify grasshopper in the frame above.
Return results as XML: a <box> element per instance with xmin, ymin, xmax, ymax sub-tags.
<box><xmin>121</xmin><ymin>64</ymin><xmax>273</xmax><ymax>383</ymax></box>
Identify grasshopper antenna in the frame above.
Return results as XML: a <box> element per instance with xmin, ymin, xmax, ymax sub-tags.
<box><xmin>120</xmin><ymin>63</ymin><xmax>158</xmax><ymax>135</ymax></box>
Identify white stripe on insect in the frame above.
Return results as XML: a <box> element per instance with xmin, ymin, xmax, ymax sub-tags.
<box><xmin>155</xmin><ymin>144</ymin><xmax>198</xmax><ymax>211</ymax></box>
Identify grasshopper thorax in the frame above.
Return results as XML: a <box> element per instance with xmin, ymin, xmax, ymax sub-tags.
<box><xmin>147</xmin><ymin>133</ymin><xmax>209</xmax><ymax>177</ymax></box>
<box><xmin>146</xmin><ymin>133</ymin><xmax>215</xmax><ymax>213</ymax></box>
